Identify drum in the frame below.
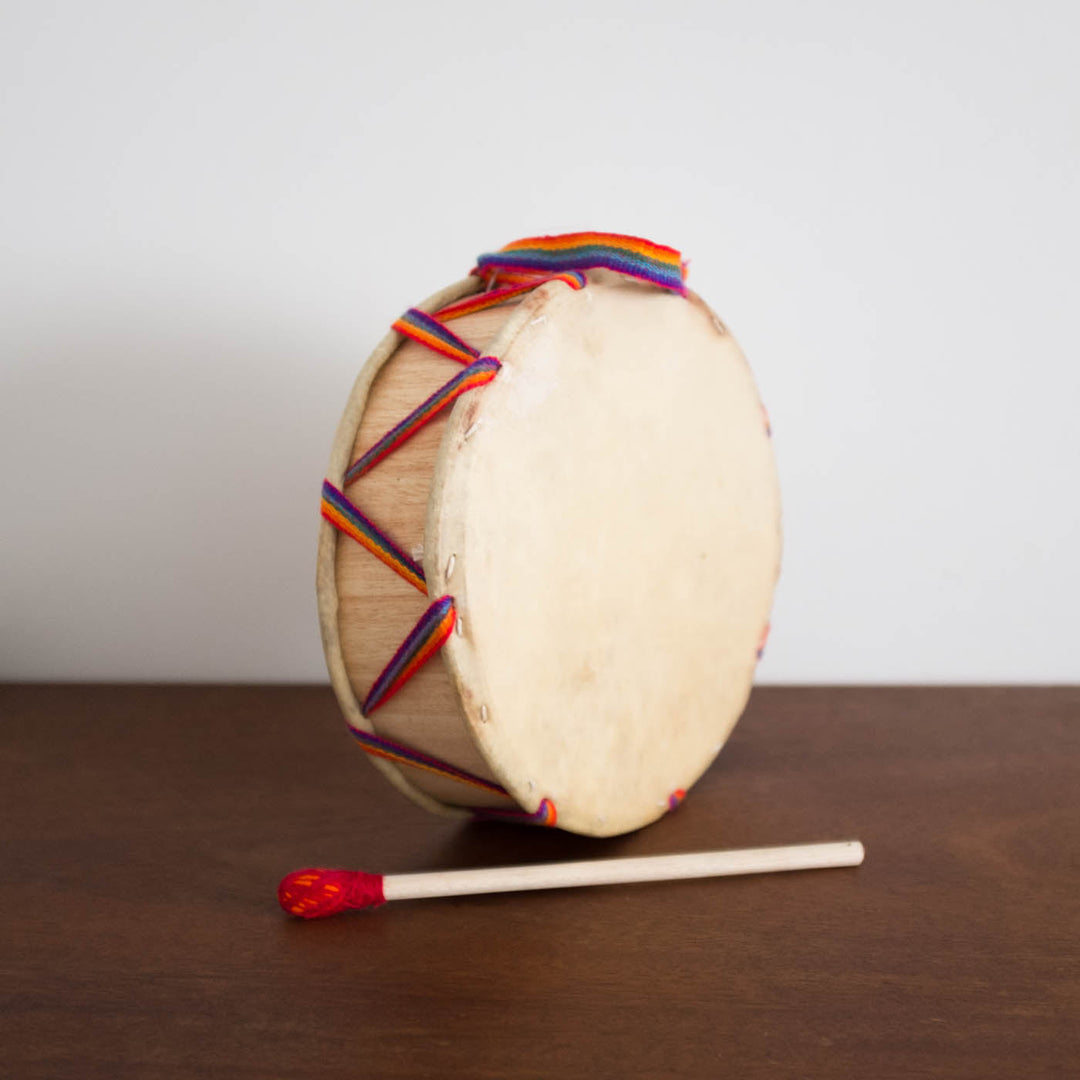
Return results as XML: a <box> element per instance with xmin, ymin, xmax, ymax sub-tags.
<box><xmin>317</xmin><ymin>233</ymin><xmax>781</xmax><ymax>837</ymax></box>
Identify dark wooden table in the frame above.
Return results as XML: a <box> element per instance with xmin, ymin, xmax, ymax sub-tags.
<box><xmin>1</xmin><ymin>686</ymin><xmax>1076</xmax><ymax>1078</ymax></box>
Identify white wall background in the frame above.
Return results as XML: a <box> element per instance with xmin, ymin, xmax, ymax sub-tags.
<box><xmin>1</xmin><ymin>1</ymin><xmax>1077</xmax><ymax>683</ymax></box>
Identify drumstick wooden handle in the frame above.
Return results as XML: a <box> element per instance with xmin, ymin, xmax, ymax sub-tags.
<box><xmin>279</xmin><ymin>841</ymin><xmax>864</xmax><ymax>919</ymax></box>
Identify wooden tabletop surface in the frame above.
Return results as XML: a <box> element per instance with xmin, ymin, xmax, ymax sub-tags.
<box><xmin>1</xmin><ymin>685</ymin><xmax>1077</xmax><ymax>1078</ymax></box>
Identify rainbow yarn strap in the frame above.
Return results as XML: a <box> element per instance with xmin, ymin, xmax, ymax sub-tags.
<box><xmin>435</xmin><ymin>270</ymin><xmax>588</xmax><ymax>320</ymax></box>
<box><xmin>320</xmin><ymin>480</ymin><xmax>426</xmax><ymax>593</ymax></box>
<box><xmin>392</xmin><ymin>308</ymin><xmax>479</xmax><ymax>365</ymax></box>
<box><xmin>345</xmin><ymin>357</ymin><xmax>500</xmax><ymax>482</ymax></box>
<box><xmin>363</xmin><ymin>595</ymin><xmax>457</xmax><ymax>715</ymax></box>
<box><xmin>322</xmin><ymin>232</ymin><xmax>693</xmax><ymax>824</ymax></box>
<box><xmin>348</xmin><ymin>723</ymin><xmax>508</xmax><ymax>797</ymax></box>
<box><xmin>756</xmin><ymin>621</ymin><xmax>771</xmax><ymax>661</ymax></box>
<box><xmin>475</xmin><ymin>233</ymin><xmax>686</xmax><ymax>295</ymax></box>
<box><xmin>473</xmin><ymin>798</ymin><xmax>558</xmax><ymax>827</ymax></box>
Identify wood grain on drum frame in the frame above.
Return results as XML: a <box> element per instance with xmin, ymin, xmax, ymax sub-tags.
<box><xmin>319</xmin><ymin>277</ymin><xmax>520</xmax><ymax>814</ymax></box>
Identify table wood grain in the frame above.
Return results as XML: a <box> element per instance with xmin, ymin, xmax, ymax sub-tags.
<box><xmin>1</xmin><ymin>685</ymin><xmax>1077</xmax><ymax>1079</ymax></box>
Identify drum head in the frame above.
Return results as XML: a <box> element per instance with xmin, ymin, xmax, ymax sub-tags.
<box><xmin>423</xmin><ymin>271</ymin><xmax>781</xmax><ymax>835</ymax></box>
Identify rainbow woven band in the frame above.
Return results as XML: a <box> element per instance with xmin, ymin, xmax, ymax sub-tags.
<box><xmin>321</xmin><ymin>480</ymin><xmax>426</xmax><ymax>593</ymax></box>
<box><xmin>756</xmin><ymin>622</ymin><xmax>771</xmax><ymax>661</ymax></box>
<box><xmin>392</xmin><ymin>308</ymin><xmax>478</xmax><ymax>365</ymax></box>
<box><xmin>474</xmin><ymin>798</ymin><xmax>558</xmax><ymax>827</ymax></box>
<box><xmin>475</xmin><ymin>233</ymin><xmax>686</xmax><ymax>295</ymax></box>
<box><xmin>363</xmin><ymin>595</ymin><xmax>457</xmax><ymax>715</ymax></box>
<box><xmin>347</xmin><ymin>721</ymin><xmax>508</xmax><ymax>796</ymax></box>
<box><xmin>436</xmin><ymin>270</ymin><xmax>588</xmax><ymax>321</ymax></box>
<box><xmin>346</xmin><ymin>357</ymin><xmax>501</xmax><ymax>482</ymax></box>
<box><xmin>667</xmin><ymin>789</ymin><xmax>687</xmax><ymax>811</ymax></box>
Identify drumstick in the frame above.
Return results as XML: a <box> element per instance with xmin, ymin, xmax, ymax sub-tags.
<box><xmin>278</xmin><ymin>840</ymin><xmax>864</xmax><ymax>919</ymax></box>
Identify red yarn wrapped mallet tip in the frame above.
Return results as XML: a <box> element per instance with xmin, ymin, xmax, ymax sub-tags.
<box><xmin>278</xmin><ymin>869</ymin><xmax>386</xmax><ymax>919</ymax></box>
